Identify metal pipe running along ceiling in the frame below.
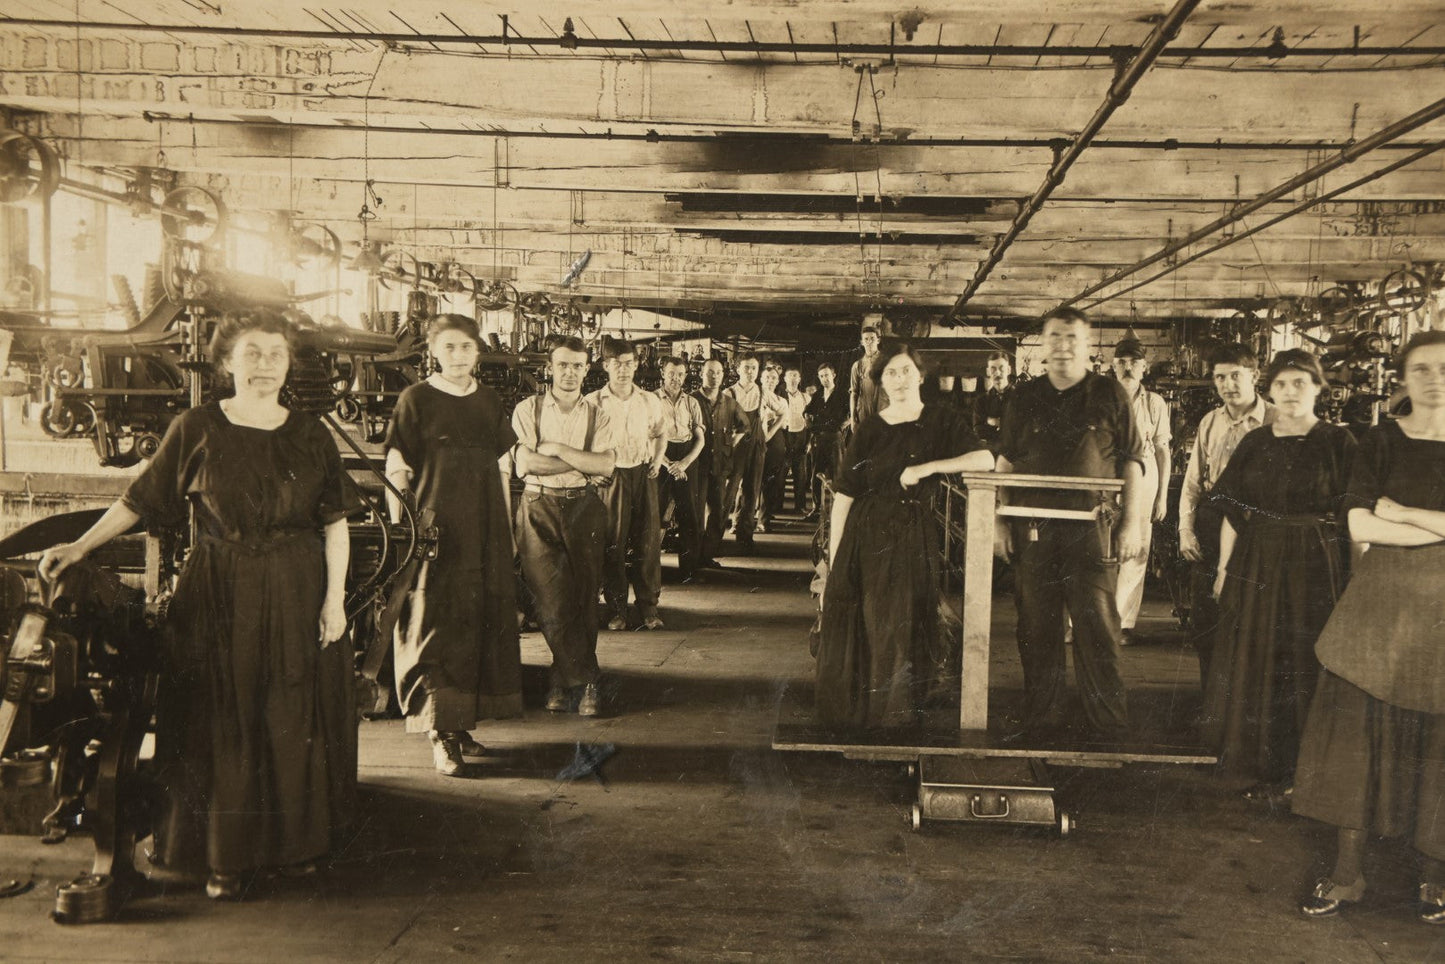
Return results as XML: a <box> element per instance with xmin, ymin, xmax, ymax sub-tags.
<box><xmin>1057</xmin><ymin>94</ymin><xmax>1445</xmax><ymax>312</ymax></box>
<box><xmin>3</xmin><ymin>17</ymin><xmax>1443</xmax><ymax>59</ymax></box>
<box><xmin>942</xmin><ymin>0</ymin><xmax>1202</xmax><ymax>324</ymax></box>
<box><xmin>1079</xmin><ymin>139</ymin><xmax>1445</xmax><ymax>311</ymax></box>
<box><xmin>127</xmin><ymin>113</ymin><xmax>1439</xmax><ymax>153</ymax></box>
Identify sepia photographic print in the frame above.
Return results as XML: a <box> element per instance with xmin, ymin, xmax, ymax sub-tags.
<box><xmin>1</xmin><ymin>1</ymin><xmax>1443</xmax><ymax>960</ymax></box>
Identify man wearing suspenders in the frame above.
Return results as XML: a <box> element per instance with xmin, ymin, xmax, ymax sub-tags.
<box><xmin>512</xmin><ymin>337</ymin><xmax>617</xmax><ymax>717</ymax></box>
<box><xmin>1177</xmin><ymin>343</ymin><xmax>1273</xmax><ymax>683</ymax></box>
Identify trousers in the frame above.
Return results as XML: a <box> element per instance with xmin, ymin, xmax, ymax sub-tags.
<box><xmin>517</xmin><ymin>490</ymin><xmax>606</xmax><ymax>688</ymax></box>
<box><xmin>601</xmin><ymin>464</ymin><xmax>662</xmax><ymax>616</ymax></box>
<box><xmin>1012</xmin><ymin>519</ymin><xmax>1130</xmax><ymax>735</ymax></box>
<box><xmin>658</xmin><ymin>439</ymin><xmax>702</xmax><ymax>577</ymax></box>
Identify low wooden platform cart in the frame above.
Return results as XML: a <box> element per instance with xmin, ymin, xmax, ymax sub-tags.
<box><xmin>774</xmin><ymin>471</ymin><xmax>1216</xmax><ymax>836</ymax></box>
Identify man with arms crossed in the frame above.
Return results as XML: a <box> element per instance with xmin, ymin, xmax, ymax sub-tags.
<box><xmin>513</xmin><ymin>337</ymin><xmax>616</xmax><ymax>717</ymax></box>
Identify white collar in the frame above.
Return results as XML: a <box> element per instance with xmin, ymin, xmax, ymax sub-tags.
<box><xmin>427</xmin><ymin>373</ymin><xmax>476</xmax><ymax>396</ymax></box>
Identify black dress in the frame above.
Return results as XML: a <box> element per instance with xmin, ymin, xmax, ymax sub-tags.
<box><xmin>816</xmin><ymin>405</ymin><xmax>984</xmax><ymax>728</ymax></box>
<box><xmin>122</xmin><ymin>402</ymin><xmax>355</xmax><ymax>876</ymax></box>
<box><xmin>384</xmin><ymin>381</ymin><xmax>522</xmax><ymax>731</ymax></box>
<box><xmin>1292</xmin><ymin>421</ymin><xmax>1445</xmax><ymax>859</ymax></box>
<box><xmin>1200</xmin><ymin>421</ymin><xmax>1356</xmax><ymax>783</ymax></box>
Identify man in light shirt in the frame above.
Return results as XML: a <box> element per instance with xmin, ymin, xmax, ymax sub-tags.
<box><xmin>722</xmin><ymin>354</ymin><xmax>766</xmax><ymax>553</ymax></box>
<box><xmin>1111</xmin><ymin>334</ymin><xmax>1172</xmax><ymax>644</ymax></box>
<box><xmin>512</xmin><ymin>336</ymin><xmax>617</xmax><ymax>717</ymax></box>
<box><xmin>587</xmin><ymin>338</ymin><xmax>668</xmax><ymax>631</ymax></box>
<box><xmin>848</xmin><ymin>324</ymin><xmax>887</xmax><ymax>426</ymax></box>
<box><xmin>780</xmin><ymin>364</ymin><xmax>813</xmax><ymax>514</ymax></box>
<box><xmin>655</xmin><ymin>355</ymin><xmax>707</xmax><ymax>582</ymax></box>
<box><xmin>693</xmin><ymin>357</ymin><xmax>742</xmax><ymax>566</ymax></box>
<box><xmin>1178</xmin><ymin>342</ymin><xmax>1274</xmax><ymax>682</ymax></box>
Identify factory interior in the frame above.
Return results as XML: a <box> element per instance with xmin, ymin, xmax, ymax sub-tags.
<box><xmin>1</xmin><ymin>1</ymin><xmax>1444</xmax><ymax>960</ymax></box>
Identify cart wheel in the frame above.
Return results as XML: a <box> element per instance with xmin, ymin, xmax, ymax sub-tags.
<box><xmin>910</xmin><ymin>804</ymin><xmax>922</xmax><ymax>832</ymax></box>
<box><xmin>1057</xmin><ymin>811</ymin><xmax>1073</xmax><ymax>837</ymax></box>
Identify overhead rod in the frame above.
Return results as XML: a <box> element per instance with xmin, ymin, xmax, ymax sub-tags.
<box><xmin>132</xmin><ymin>111</ymin><xmax>1434</xmax><ymax>153</ymax></box>
<box><xmin>1057</xmin><ymin>94</ymin><xmax>1445</xmax><ymax>312</ymax></box>
<box><xmin>944</xmin><ymin>0</ymin><xmax>1202</xmax><ymax>323</ymax></box>
<box><xmin>1079</xmin><ymin>139</ymin><xmax>1445</xmax><ymax>311</ymax></box>
<box><xmin>4</xmin><ymin>17</ymin><xmax>1443</xmax><ymax>59</ymax></box>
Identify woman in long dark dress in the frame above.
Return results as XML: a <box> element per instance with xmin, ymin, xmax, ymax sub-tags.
<box><xmin>384</xmin><ymin>314</ymin><xmax>521</xmax><ymax>776</ymax></box>
<box><xmin>39</xmin><ymin>310</ymin><xmax>353</xmax><ymax>900</ymax></box>
<box><xmin>1201</xmin><ymin>350</ymin><xmax>1355</xmax><ymax>796</ymax></box>
<box><xmin>816</xmin><ymin>340</ymin><xmax>993</xmax><ymax>729</ymax></box>
<box><xmin>1293</xmin><ymin>331</ymin><xmax>1445</xmax><ymax>924</ymax></box>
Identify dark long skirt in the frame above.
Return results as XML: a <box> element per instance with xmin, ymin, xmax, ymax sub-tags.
<box><xmin>1292</xmin><ymin>672</ymin><xmax>1445</xmax><ymax>861</ymax></box>
<box><xmin>816</xmin><ymin>496</ymin><xmax>942</xmax><ymax>729</ymax></box>
<box><xmin>152</xmin><ymin>534</ymin><xmax>356</xmax><ymax>876</ymax></box>
<box><xmin>1200</xmin><ymin>517</ymin><xmax>1343</xmax><ymax>783</ymax></box>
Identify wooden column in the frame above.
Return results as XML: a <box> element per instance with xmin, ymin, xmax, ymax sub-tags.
<box><xmin>959</xmin><ymin>477</ymin><xmax>997</xmax><ymax>732</ymax></box>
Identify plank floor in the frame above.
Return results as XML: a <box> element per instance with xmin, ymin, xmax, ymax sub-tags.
<box><xmin>1</xmin><ymin>518</ymin><xmax>1441</xmax><ymax>962</ymax></box>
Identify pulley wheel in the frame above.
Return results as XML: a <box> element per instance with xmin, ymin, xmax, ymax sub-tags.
<box><xmin>53</xmin><ymin>873</ymin><xmax>118</xmax><ymax>924</ymax></box>
<box><xmin>0</xmin><ymin>749</ymin><xmax>52</xmax><ymax>788</ymax></box>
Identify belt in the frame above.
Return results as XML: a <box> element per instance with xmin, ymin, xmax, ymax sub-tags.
<box><xmin>524</xmin><ymin>483</ymin><xmax>595</xmax><ymax>498</ymax></box>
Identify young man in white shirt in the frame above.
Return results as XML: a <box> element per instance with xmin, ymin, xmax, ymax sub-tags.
<box><xmin>587</xmin><ymin>338</ymin><xmax>667</xmax><ymax>631</ymax></box>
<box><xmin>513</xmin><ymin>336</ymin><xmax>617</xmax><ymax>717</ymax></box>
<box><xmin>780</xmin><ymin>364</ymin><xmax>813</xmax><ymax>514</ymax></box>
<box><xmin>1111</xmin><ymin>335</ymin><xmax>1172</xmax><ymax>644</ymax></box>
<box><xmin>722</xmin><ymin>354</ymin><xmax>765</xmax><ymax>553</ymax></box>
<box><xmin>1177</xmin><ymin>342</ymin><xmax>1274</xmax><ymax>681</ymax></box>
<box><xmin>654</xmin><ymin>355</ymin><xmax>707</xmax><ymax>582</ymax></box>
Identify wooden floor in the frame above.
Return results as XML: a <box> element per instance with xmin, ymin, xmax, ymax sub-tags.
<box><xmin>1</xmin><ymin>520</ymin><xmax>1441</xmax><ymax>962</ymax></box>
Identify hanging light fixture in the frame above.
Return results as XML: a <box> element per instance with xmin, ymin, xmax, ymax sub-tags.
<box><xmin>349</xmin><ymin>179</ymin><xmax>385</xmax><ymax>273</ymax></box>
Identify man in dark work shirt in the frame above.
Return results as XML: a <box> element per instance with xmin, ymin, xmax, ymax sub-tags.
<box><xmin>995</xmin><ymin>307</ymin><xmax>1149</xmax><ymax>742</ymax></box>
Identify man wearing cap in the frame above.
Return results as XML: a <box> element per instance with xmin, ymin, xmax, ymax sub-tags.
<box><xmin>848</xmin><ymin>325</ymin><xmax>888</xmax><ymax>426</ymax></box>
<box><xmin>1112</xmin><ymin>334</ymin><xmax>1172</xmax><ymax>644</ymax></box>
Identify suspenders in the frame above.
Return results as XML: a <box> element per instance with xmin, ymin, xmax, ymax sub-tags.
<box><xmin>533</xmin><ymin>393</ymin><xmax>597</xmax><ymax>456</ymax></box>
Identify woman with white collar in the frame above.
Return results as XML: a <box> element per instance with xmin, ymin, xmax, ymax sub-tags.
<box><xmin>384</xmin><ymin>314</ymin><xmax>522</xmax><ymax>776</ymax></box>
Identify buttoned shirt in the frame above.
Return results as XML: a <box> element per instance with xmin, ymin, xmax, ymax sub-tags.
<box><xmin>655</xmin><ymin>387</ymin><xmax>705</xmax><ymax>444</ymax></box>
<box><xmin>511</xmin><ymin>390</ymin><xmax>615</xmax><ymax>489</ymax></box>
<box><xmin>782</xmin><ymin>388</ymin><xmax>810</xmax><ymax>433</ymax></box>
<box><xmin>1127</xmin><ymin>384</ymin><xmax>1173</xmax><ymax>499</ymax></box>
<box><xmin>998</xmin><ymin>371</ymin><xmax>1147</xmax><ymax>511</ymax></box>
<box><xmin>586</xmin><ymin>383</ymin><xmax>664</xmax><ymax>468</ymax></box>
<box><xmin>759</xmin><ymin>390</ymin><xmax>789</xmax><ymax>437</ymax></box>
<box><xmin>724</xmin><ymin>380</ymin><xmax>762</xmax><ymax>414</ymax></box>
<box><xmin>1178</xmin><ymin>395</ymin><xmax>1275</xmax><ymax>536</ymax></box>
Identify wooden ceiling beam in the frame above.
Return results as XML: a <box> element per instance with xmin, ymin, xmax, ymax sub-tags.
<box><xmin>39</xmin><ymin>117</ymin><xmax>1445</xmax><ymax>203</ymax></box>
<box><xmin>5</xmin><ymin>30</ymin><xmax>1444</xmax><ymax>142</ymax></box>
<box><xmin>9</xmin><ymin>0</ymin><xmax>1445</xmax><ymax>29</ymax></box>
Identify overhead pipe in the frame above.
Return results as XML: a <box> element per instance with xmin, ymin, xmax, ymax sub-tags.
<box><xmin>3</xmin><ymin>17</ymin><xmax>1442</xmax><ymax>59</ymax></box>
<box><xmin>1077</xmin><ymin>139</ymin><xmax>1445</xmax><ymax>311</ymax></box>
<box><xmin>1057</xmin><ymin>95</ymin><xmax>1445</xmax><ymax>312</ymax></box>
<box><xmin>131</xmin><ymin>111</ymin><xmax>1434</xmax><ymax>153</ymax></box>
<box><xmin>943</xmin><ymin>0</ymin><xmax>1202</xmax><ymax>324</ymax></box>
